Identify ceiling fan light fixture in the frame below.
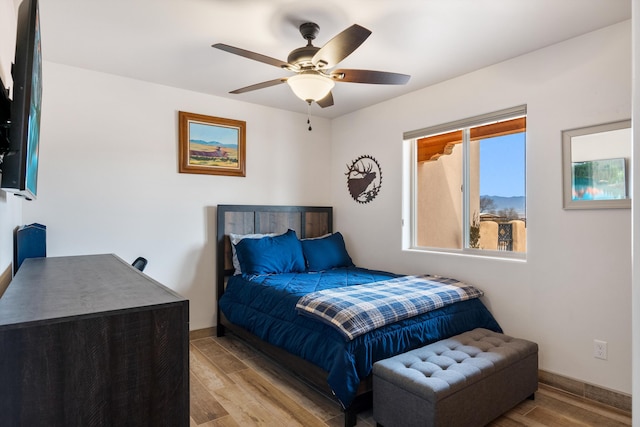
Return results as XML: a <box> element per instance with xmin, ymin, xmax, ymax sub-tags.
<box><xmin>287</xmin><ymin>73</ymin><xmax>335</xmax><ymax>103</ymax></box>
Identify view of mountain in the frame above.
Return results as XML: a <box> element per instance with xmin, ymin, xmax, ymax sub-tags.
<box><xmin>189</xmin><ymin>139</ymin><xmax>236</xmax><ymax>149</ymax></box>
<box><xmin>481</xmin><ymin>195</ymin><xmax>526</xmax><ymax>215</ymax></box>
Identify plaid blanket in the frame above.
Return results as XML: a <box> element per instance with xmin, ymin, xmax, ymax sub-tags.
<box><xmin>295</xmin><ymin>275</ymin><xmax>484</xmax><ymax>340</ymax></box>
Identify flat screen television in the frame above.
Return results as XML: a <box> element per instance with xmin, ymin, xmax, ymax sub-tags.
<box><xmin>0</xmin><ymin>0</ymin><xmax>41</xmax><ymax>200</ymax></box>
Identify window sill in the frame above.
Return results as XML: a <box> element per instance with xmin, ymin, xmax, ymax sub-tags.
<box><xmin>404</xmin><ymin>246</ymin><xmax>527</xmax><ymax>262</ymax></box>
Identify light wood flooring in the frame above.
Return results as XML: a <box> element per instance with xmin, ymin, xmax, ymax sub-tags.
<box><xmin>189</xmin><ymin>333</ymin><xmax>632</xmax><ymax>427</ymax></box>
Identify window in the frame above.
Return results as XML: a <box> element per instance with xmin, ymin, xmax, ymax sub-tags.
<box><xmin>403</xmin><ymin>106</ymin><xmax>526</xmax><ymax>256</ymax></box>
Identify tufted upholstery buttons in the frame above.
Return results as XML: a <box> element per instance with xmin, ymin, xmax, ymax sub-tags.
<box><xmin>373</xmin><ymin>328</ymin><xmax>538</xmax><ymax>402</ymax></box>
<box><xmin>373</xmin><ymin>328</ymin><xmax>539</xmax><ymax>427</ymax></box>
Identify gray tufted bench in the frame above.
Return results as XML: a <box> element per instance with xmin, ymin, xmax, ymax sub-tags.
<box><xmin>372</xmin><ymin>328</ymin><xmax>538</xmax><ymax>427</ymax></box>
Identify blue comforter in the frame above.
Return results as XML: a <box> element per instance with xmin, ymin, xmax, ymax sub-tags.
<box><xmin>219</xmin><ymin>267</ymin><xmax>501</xmax><ymax>408</ymax></box>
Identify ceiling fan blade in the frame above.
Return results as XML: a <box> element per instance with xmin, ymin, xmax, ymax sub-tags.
<box><xmin>331</xmin><ymin>69</ymin><xmax>411</xmax><ymax>85</ymax></box>
<box><xmin>312</xmin><ymin>24</ymin><xmax>372</xmax><ymax>69</ymax></box>
<box><xmin>229</xmin><ymin>78</ymin><xmax>288</xmax><ymax>94</ymax></box>
<box><xmin>317</xmin><ymin>91</ymin><xmax>334</xmax><ymax>108</ymax></box>
<box><xmin>212</xmin><ymin>43</ymin><xmax>295</xmax><ymax>70</ymax></box>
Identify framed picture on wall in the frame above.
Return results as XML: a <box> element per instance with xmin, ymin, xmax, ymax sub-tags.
<box><xmin>562</xmin><ymin>119</ymin><xmax>631</xmax><ymax>209</ymax></box>
<box><xmin>178</xmin><ymin>111</ymin><xmax>246</xmax><ymax>177</ymax></box>
<box><xmin>571</xmin><ymin>157</ymin><xmax>626</xmax><ymax>201</ymax></box>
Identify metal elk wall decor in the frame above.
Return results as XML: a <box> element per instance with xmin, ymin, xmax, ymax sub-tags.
<box><xmin>345</xmin><ymin>155</ymin><xmax>382</xmax><ymax>204</ymax></box>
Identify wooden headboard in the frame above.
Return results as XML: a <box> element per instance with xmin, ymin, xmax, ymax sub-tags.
<box><xmin>215</xmin><ymin>205</ymin><xmax>333</xmax><ymax>326</ymax></box>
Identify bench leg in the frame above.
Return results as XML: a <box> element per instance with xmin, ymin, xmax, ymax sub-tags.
<box><xmin>528</xmin><ymin>393</ymin><xmax>535</xmax><ymax>400</ymax></box>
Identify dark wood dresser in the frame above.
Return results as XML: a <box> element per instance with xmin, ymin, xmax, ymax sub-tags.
<box><xmin>0</xmin><ymin>254</ymin><xmax>189</xmax><ymax>426</ymax></box>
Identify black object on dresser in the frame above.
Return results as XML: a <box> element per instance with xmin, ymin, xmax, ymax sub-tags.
<box><xmin>0</xmin><ymin>254</ymin><xmax>189</xmax><ymax>427</ymax></box>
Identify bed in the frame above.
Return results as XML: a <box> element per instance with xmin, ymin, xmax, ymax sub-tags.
<box><xmin>216</xmin><ymin>205</ymin><xmax>501</xmax><ymax>427</ymax></box>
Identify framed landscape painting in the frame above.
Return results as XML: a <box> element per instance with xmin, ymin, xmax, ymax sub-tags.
<box><xmin>178</xmin><ymin>111</ymin><xmax>246</xmax><ymax>177</ymax></box>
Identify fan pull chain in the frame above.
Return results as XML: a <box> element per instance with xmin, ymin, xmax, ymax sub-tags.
<box><xmin>307</xmin><ymin>101</ymin><xmax>312</xmax><ymax>131</ymax></box>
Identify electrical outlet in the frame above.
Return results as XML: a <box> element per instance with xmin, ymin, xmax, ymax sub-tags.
<box><xmin>594</xmin><ymin>340</ymin><xmax>608</xmax><ymax>360</ymax></box>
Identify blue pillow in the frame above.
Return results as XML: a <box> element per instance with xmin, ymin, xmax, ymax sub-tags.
<box><xmin>301</xmin><ymin>232</ymin><xmax>354</xmax><ymax>271</ymax></box>
<box><xmin>234</xmin><ymin>229</ymin><xmax>306</xmax><ymax>275</ymax></box>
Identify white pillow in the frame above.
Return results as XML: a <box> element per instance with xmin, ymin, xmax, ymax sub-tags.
<box><xmin>300</xmin><ymin>233</ymin><xmax>331</xmax><ymax>241</ymax></box>
<box><xmin>229</xmin><ymin>232</ymin><xmax>277</xmax><ymax>275</ymax></box>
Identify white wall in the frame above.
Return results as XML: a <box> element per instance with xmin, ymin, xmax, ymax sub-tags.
<box><xmin>332</xmin><ymin>21</ymin><xmax>632</xmax><ymax>395</ymax></box>
<box><xmin>22</xmin><ymin>61</ymin><xmax>332</xmax><ymax>330</ymax></box>
<box><xmin>0</xmin><ymin>0</ymin><xmax>21</xmax><ymax>274</ymax></box>
<box><xmin>631</xmin><ymin>0</ymin><xmax>639</xmax><ymax>421</ymax></box>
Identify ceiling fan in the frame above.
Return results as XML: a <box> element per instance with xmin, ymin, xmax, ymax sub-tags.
<box><xmin>212</xmin><ymin>22</ymin><xmax>411</xmax><ymax>108</ymax></box>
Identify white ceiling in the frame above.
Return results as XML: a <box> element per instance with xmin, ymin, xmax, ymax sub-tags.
<box><xmin>39</xmin><ymin>0</ymin><xmax>631</xmax><ymax>119</ymax></box>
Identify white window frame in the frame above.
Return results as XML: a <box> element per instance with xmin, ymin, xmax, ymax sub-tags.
<box><xmin>402</xmin><ymin>105</ymin><xmax>527</xmax><ymax>260</ymax></box>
